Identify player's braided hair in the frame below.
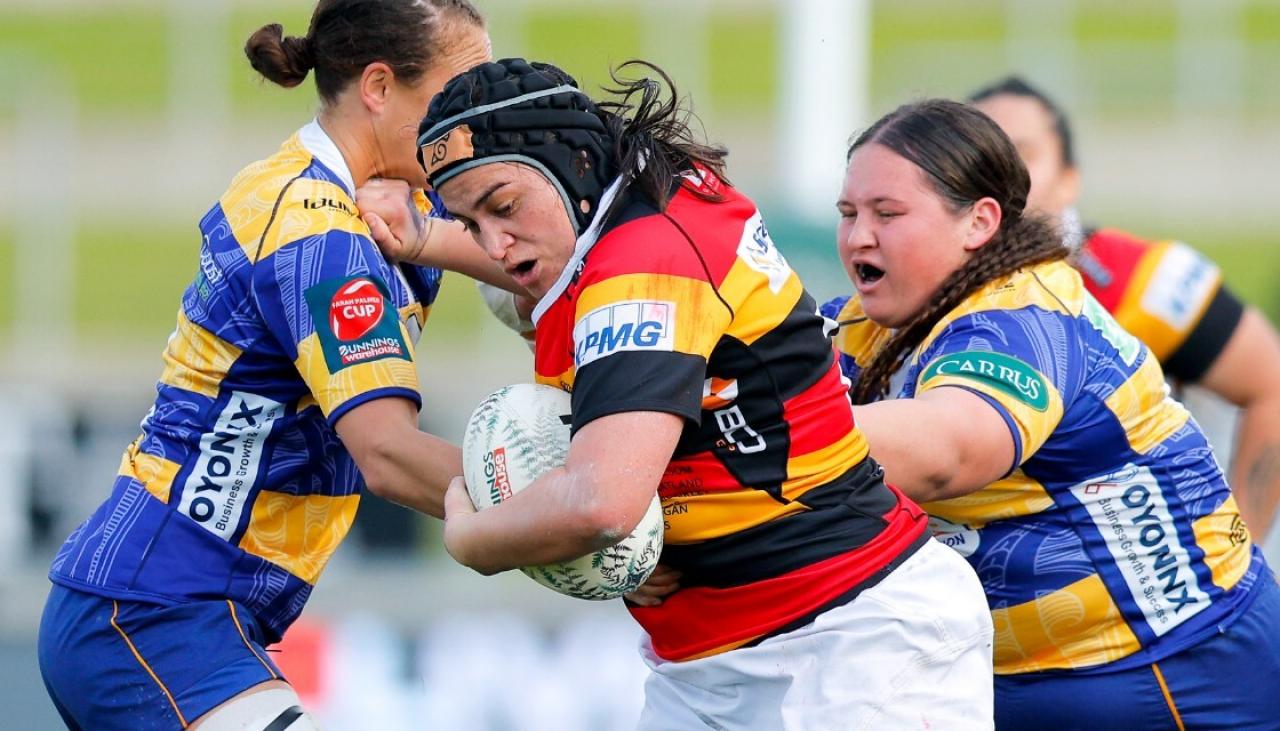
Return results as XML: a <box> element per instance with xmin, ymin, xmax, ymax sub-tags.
<box><xmin>850</xmin><ymin>99</ymin><xmax>1069</xmax><ymax>405</ymax></box>
<box><xmin>244</xmin><ymin>0</ymin><xmax>483</xmax><ymax>103</ymax></box>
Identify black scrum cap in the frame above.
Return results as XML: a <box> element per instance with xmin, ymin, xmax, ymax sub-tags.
<box><xmin>416</xmin><ymin>58</ymin><xmax>617</xmax><ymax>234</ymax></box>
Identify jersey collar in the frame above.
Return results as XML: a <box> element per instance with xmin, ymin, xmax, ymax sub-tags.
<box><xmin>298</xmin><ymin>119</ymin><xmax>355</xmax><ymax>197</ymax></box>
<box><xmin>531</xmin><ymin>175</ymin><xmax>625</xmax><ymax>326</ymax></box>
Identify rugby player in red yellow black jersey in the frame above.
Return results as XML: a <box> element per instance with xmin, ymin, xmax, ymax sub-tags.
<box><xmin>383</xmin><ymin>58</ymin><xmax>995</xmax><ymax>731</ymax></box>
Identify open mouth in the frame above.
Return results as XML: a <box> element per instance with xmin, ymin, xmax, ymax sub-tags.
<box><xmin>855</xmin><ymin>263</ymin><xmax>885</xmax><ymax>284</ymax></box>
<box><xmin>511</xmin><ymin>260</ymin><xmax>536</xmax><ymax>277</ymax></box>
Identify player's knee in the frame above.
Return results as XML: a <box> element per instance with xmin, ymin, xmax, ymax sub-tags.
<box><xmin>193</xmin><ymin>686</ymin><xmax>320</xmax><ymax>730</ymax></box>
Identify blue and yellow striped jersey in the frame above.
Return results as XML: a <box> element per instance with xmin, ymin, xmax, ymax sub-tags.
<box><xmin>50</xmin><ymin>122</ymin><xmax>443</xmax><ymax>642</ymax></box>
<box><xmin>823</xmin><ymin>260</ymin><xmax>1267</xmax><ymax>674</ymax></box>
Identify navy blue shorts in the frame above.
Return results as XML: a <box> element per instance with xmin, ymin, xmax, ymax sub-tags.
<box><xmin>38</xmin><ymin>583</ymin><xmax>284</xmax><ymax>730</ymax></box>
<box><xmin>995</xmin><ymin>571</ymin><xmax>1280</xmax><ymax>730</ymax></box>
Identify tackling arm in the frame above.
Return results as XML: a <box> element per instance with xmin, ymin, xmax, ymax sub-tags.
<box><xmin>853</xmin><ymin>386</ymin><xmax>1016</xmax><ymax>503</ymax></box>
<box><xmin>356</xmin><ymin>177</ymin><xmax>525</xmax><ymax>293</ymax></box>
<box><xmin>335</xmin><ymin>396</ymin><xmax>462</xmax><ymax>519</ymax></box>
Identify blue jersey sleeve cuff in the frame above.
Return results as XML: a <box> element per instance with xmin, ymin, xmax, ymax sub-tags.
<box><xmin>327</xmin><ymin>387</ymin><xmax>423</xmax><ymax>427</ymax></box>
<box><xmin>949</xmin><ymin>385</ymin><xmax>1025</xmax><ymax>476</ymax></box>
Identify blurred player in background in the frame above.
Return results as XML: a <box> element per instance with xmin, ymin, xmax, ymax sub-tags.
<box><xmin>366</xmin><ymin>57</ymin><xmax>995</xmax><ymax>730</ymax></box>
<box><xmin>970</xmin><ymin>77</ymin><xmax>1280</xmax><ymax>549</ymax></box>
<box><xmin>37</xmin><ymin>2</ymin><xmax>497</xmax><ymax>729</ymax></box>
<box><xmin>824</xmin><ymin>98</ymin><xmax>1280</xmax><ymax>730</ymax></box>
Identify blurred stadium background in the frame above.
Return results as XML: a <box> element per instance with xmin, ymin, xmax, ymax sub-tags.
<box><xmin>1</xmin><ymin>0</ymin><xmax>1278</xmax><ymax>727</ymax></box>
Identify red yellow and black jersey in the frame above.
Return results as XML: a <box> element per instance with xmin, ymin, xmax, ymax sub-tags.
<box><xmin>1074</xmin><ymin>228</ymin><xmax>1243</xmax><ymax>382</ymax></box>
<box><xmin>533</xmin><ymin>170</ymin><xmax>927</xmax><ymax>662</ymax></box>
<box><xmin>50</xmin><ymin>122</ymin><xmax>444</xmax><ymax>643</ymax></box>
<box><xmin>823</xmin><ymin>260</ymin><xmax>1267</xmax><ymax>675</ymax></box>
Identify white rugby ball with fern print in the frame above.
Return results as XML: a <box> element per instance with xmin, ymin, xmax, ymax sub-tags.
<box><xmin>461</xmin><ymin>383</ymin><xmax>664</xmax><ymax>600</ymax></box>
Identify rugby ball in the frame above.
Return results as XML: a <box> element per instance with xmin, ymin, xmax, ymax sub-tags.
<box><xmin>461</xmin><ymin>384</ymin><xmax>664</xmax><ymax>600</ymax></box>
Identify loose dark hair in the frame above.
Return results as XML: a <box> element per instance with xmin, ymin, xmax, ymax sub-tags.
<box><xmin>968</xmin><ymin>76</ymin><xmax>1075</xmax><ymax>168</ymax></box>
<box><xmin>849</xmin><ymin>99</ymin><xmax>1069</xmax><ymax>405</ymax></box>
<box><xmin>245</xmin><ymin>0</ymin><xmax>484</xmax><ymax>104</ymax></box>
<box><xmin>596</xmin><ymin>60</ymin><xmax>729</xmax><ymax>211</ymax></box>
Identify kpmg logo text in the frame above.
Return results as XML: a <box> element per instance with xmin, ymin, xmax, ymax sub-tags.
<box><xmin>573</xmin><ymin>300</ymin><xmax>676</xmax><ymax>367</ymax></box>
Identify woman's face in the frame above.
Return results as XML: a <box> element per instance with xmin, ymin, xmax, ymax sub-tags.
<box><xmin>438</xmin><ymin>162</ymin><xmax>578</xmax><ymax>299</ymax></box>
<box><xmin>972</xmin><ymin>93</ymin><xmax>1078</xmax><ymax>219</ymax></box>
<box><xmin>837</xmin><ymin>143</ymin><xmax>993</xmax><ymax>328</ymax></box>
<box><xmin>379</xmin><ymin>25</ymin><xmax>492</xmax><ymax>187</ymax></box>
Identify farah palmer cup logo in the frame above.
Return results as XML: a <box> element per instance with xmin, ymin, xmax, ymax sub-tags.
<box><xmin>329</xmin><ymin>278</ymin><xmax>384</xmax><ymax>341</ymax></box>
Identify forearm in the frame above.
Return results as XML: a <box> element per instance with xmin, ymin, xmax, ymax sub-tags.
<box><xmin>1228</xmin><ymin>399</ymin><xmax>1280</xmax><ymax>537</ymax></box>
<box><xmin>422</xmin><ymin>219</ymin><xmax>523</xmax><ymax>292</ymax></box>
<box><xmin>336</xmin><ymin>398</ymin><xmax>462</xmax><ymax>519</ymax></box>
<box><xmin>355</xmin><ymin>178</ymin><xmax>523</xmax><ymax>293</ymax></box>
<box><xmin>365</xmin><ymin>430</ymin><xmax>462</xmax><ymax>519</ymax></box>
<box><xmin>453</xmin><ymin>466</ymin><xmax>620</xmax><ymax>574</ymax></box>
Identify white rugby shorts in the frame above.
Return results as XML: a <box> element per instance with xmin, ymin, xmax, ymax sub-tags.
<box><xmin>636</xmin><ymin>537</ymin><xmax>994</xmax><ymax>730</ymax></box>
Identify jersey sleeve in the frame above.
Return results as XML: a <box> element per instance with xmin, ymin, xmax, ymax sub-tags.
<box><xmin>913</xmin><ymin>308</ymin><xmax>1074</xmax><ymax>471</ymax></box>
<box><xmin>567</xmin><ymin>235</ymin><xmax>733</xmax><ymax>433</ymax></box>
<box><xmin>1115</xmin><ymin>241</ymin><xmax>1230</xmax><ymax>366</ymax></box>
<box><xmin>1162</xmin><ymin>282</ymin><xmax>1244</xmax><ymax>382</ymax></box>
<box><xmin>252</xmin><ymin>181</ymin><xmax>421</xmax><ymax>424</ymax></box>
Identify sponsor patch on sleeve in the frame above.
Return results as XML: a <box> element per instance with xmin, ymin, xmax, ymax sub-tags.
<box><xmin>920</xmin><ymin>350</ymin><xmax>1049</xmax><ymax>411</ymax></box>
<box><xmin>573</xmin><ymin>299</ymin><xmax>676</xmax><ymax>368</ymax></box>
<box><xmin>304</xmin><ymin>276</ymin><xmax>410</xmax><ymax>373</ymax></box>
<box><xmin>1139</xmin><ymin>243</ymin><xmax>1219</xmax><ymax>332</ymax></box>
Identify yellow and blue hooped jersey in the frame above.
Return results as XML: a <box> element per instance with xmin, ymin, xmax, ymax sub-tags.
<box><xmin>822</xmin><ymin>260</ymin><xmax>1268</xmax><ymax>674</ymax></box>
<box><xmin>49</xmin><ymin>122</ymin><xmax>443</xmax><ymax>643</ymax></box>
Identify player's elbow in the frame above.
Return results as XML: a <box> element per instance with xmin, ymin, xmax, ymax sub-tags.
<box><xmin>904</xmin><ymin>467</ymin><xmax>962</xmax><ymax>504</ymax></box>
<box><xmin>354</xmin><ymin>432</ymin><xmax>410</xmax><ymax>505</ymax></box>
<box><xmin>570</xmin><ymin>477</ymin><xmax>648</xmax><ymax>551</ymax></box>
<box><xmin>900</xmin><ymin>448</ymin><xmax>987</xmax><ymax>503</ymax></box>
<box><xmin>359</xmin><ymin>458</ymin><xmax>400</xmax><ymax>503</ymax></box>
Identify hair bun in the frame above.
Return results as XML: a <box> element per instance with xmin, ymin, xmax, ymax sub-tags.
<box><xmin>244</xmin><ymin>22</ymin><xmax>313</xmax><ymax>88</ymax></box>
<box><xmin>282</xmin><ymin>34</ymin><xmax>315</xmax><ymax>71</ymax></box>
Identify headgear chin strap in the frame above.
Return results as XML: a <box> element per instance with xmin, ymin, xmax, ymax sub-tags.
<box><xmin>416</xmin><ymin>58</ymin><xmax>618</xmax><ymax>235</ymax></box>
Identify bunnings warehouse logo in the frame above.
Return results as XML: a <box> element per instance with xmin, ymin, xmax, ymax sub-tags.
<box><xmin>483</xmin><ymin>447</ymin><xmax>513</xmax><ymax>504</ymax></box>
<box><xmin>921</xmin><ymin>350</ymin><xmax>1049</xmax><ymax>411</ymax></box>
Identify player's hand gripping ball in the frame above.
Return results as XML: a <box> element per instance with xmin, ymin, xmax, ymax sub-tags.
<box><xmin>461</xmin><ymin>384</ymin><xmax>664</xmax><ymax>600</ymax></box>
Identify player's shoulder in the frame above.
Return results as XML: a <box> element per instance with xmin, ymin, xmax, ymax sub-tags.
<box><xmin>1084</xmin><ymin>227</ymin><xmax>1218</xmax><ymax>274</ymax></box>
<box><xmin>921</xmin><ymin>262</ymin><xmax>1090</xmax><ymax>366</ymax></box>
<box><xmin>585</xmin><ymin>195</ymin><xmax>707</xmax><ymax>283</ymax></box>
<box><xmin>949</xmin><ymin>260</ymin><xmax>1083</xmax><ymax>323</ymax></box>
<box><xmin>827</xmin><ymin>294</ymin><xmax>891</xmax><ymax>363</ymax></box>
<box><xmin>218</xmin><ymin>134</ymin><xmax>364</xmax><ymax>256</ymax></box>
